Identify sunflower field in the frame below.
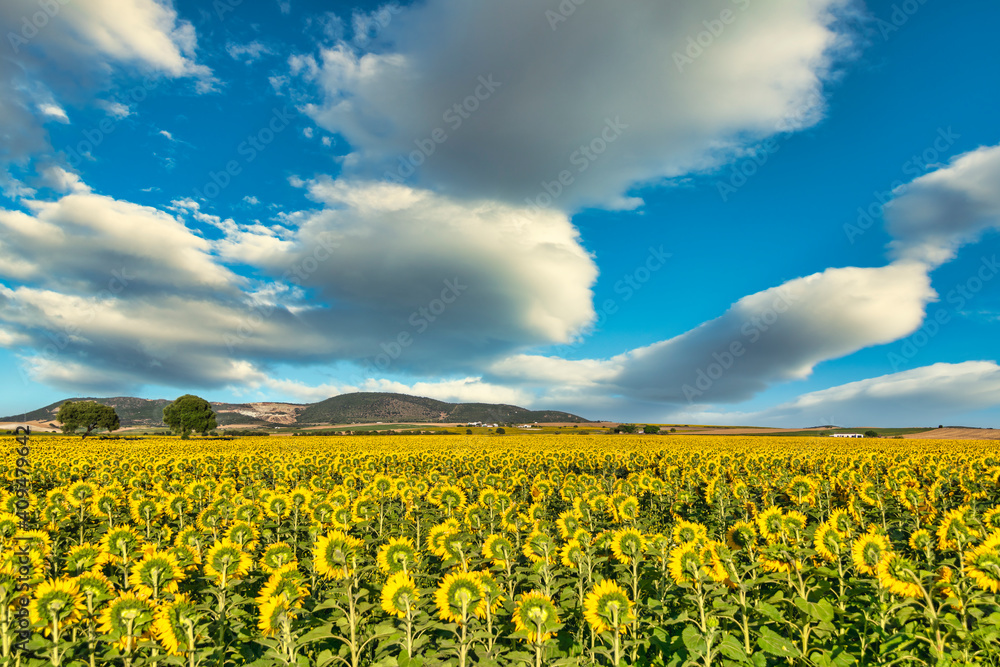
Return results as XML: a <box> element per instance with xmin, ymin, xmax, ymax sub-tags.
<box><xmin>2</xmin><ymin>434</ymin><xmax>1000</xmax><ymax>667</ymax></box>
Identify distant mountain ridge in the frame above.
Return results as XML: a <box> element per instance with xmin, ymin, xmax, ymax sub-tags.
<box><xmin>1</xmin><ymin>392</ymin><xmax>588</xmax><ymax>427</ymax></box>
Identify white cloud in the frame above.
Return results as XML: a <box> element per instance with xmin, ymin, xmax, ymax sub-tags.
<box><xmin>226</xmin><ymin>41</ymin><xmax>274</xmax><ymax>64</ymax></box>
<box><xmin>38</xmin><ymin>104</ymin><xmax>69</xmax><ymax>123</ymax></box>
<box><xmin>0</xmin><ymin>177</ymin><xmax>598</xmax><ymax>391</ymax></box>
<box><xmin>0</xmin><ymin>0</ymin><xmax>214</xmax><ymax>165</ymax></box>
<box><xmin>489</xmin><ymin>261</ymin><xmax>937</xmax><ymax>405</ymax></box>
<box><xmin>730</xmin><ymin>362</ymin><xmax>1000</xmax><ymax>426</ymax></box>
<box><xmin>39</xmin><ymin>166</ymin><xmax>90</xmax><ymax>194</ymax></box>
<box><xmin>243</xmin><ymin>196</ymin><xmax>260</xmax><ymax>205</ymax></box>
<box><xmin>885</xmin><ymin>144</ymin><xmax>1000</xmax><ymax>267</ymax></box>
<box><xmin>0</xmin><ymin>191</ymin><xmax>239</xmax><ymax>293</ymax></box>
<box><xmin>100</xmin><ymin>101</ymin><xmax>132</xmax><ymax>119</ymax></box>
<box><xmin>293</xmin><ymin>0</ymin><xmax>853</xmax><ymax>211</ymax></box>
<box><xmin>159</xmin><ymin>130</ymin><xmax>174</xmax><ymax>141</ymax></box>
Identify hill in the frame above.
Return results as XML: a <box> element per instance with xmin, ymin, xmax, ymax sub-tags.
<box><xmin>295</xmin><ymin>392</ymin><xmax>587</xmax><ymax>425</ymax></box>
<box><xmin>2</xmin><ymin>393</ymin><xmax>588</xmax><ymax>428</ymax></box>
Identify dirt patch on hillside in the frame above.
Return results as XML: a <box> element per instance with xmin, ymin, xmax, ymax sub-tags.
<box><xmin>0</xmin><ymin>420</ymin><xmax>61</xmax><ymax>432</ymax></box>
<box><xmin>680</xmin><ymin>427</ymin><xmax>834</xmax><ymax>435</ymax></box>
<box><xmin>903</xmin><ymin>428</ymin><xmax>1000</xmax><ymax>440</ymax></box>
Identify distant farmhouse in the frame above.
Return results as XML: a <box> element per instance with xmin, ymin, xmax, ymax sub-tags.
<box><xmin>830</xmin><ymin>433</ymin><xmax>863</xmax><ymax>438</ymax></box>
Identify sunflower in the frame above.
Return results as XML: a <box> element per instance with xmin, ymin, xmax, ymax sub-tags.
<box><xmin>582</xmin><ymin>579</ymin><xmax>633</xmax><ymax>634</ymax></box>
<box><xmin>523</xmin><ymin>531</ymin><xmax>557</xmax><ymax>565</ymax></box>
<box><xmin>560</xmin><ymin>539</ymin><xmax>586</xmax><ymax>569</ymax></box>
<box><xmin>260</xmin><ymin>542</ymin><xmax>297</xmax><ymax>575</ymax></box>
<box><xmin>434</xmin><ymin>571</ymin><xmax>483</xmax><ymax>624</ymax></box>
<box><xmin>441</xmin><ymin>532</ymin><xmax>474</xmax><ymax>566</ymax></box>
<box><xmin>99</xmin><ymin>526</ymin><xmax>143</xmax><ymax>565</ymax></box>
<box><xmin>377</xmin><ymin>537</ymin><xmax>419</xmax><ymax>575</ymax></box>
<box><xmin>725</xmin><ymin>521</ymin><xmax>757</xmax><ymax>552</ymax></box>
<box><xmin>313</xmin><ymin>531</ymin><xmax>364</xmax><ymax>580</ymax></box>
<box><xmin>828</xmin><ymin>509</ymin><xmax>855</xmax><ymax>537</ymax></box>
<box><xmin>129</xmin><ymin>550</ymin><xmax>184</xmax><ymax>600</ymax></box>
<box><xmin>381</xmin><ymin>571</ymin><xmax>420</xmax><ymax>619</ymax></box>
<box><xmin>225</xmin><ymin>521</ymin><xmax>260</xmax><ymax>552</ymax></box>
<box><xmin>203</xmin><ymin>539</ymin><xmax>252</xmax><ymax>585</ymax></box>
<box><xmin>483</xmin><ymin>534</ymin><xmax>515</xmax><ymax>567</ymax></box>
<box><xmin>851</xmin><ymin>531</ymin><xmax>890</xmax><ymax>576</ymax></box>
<box><xmin>701</xmin><ymin>541</ymin><xmax>731</xmax><ymax>584</ymax></box>
<box><xmin>672</xmin><ymin>520</ymin><xmax>708</xmax><ymax>545</ymax></box>
<box><xmin>813</xmin><ymin>522</ymin><xmax>844</xmax><ymax>563</ymax></box>
<box><xmin>937</xmin><ymin>508</ymin><xmax>979</xmax><ymax>551</ymax></box>
<box><xmin>964</xmin><ymin>543</ymin><xmax>1000</xmax><ymax>594</ymax></box>
<box><xmin>512</xmin><ymin>591</ymin><xmax>560</xmax><ymax>643</ymax></box>
<box><xmin>74</xmin><ymin>570</ymin><xmax>115</xmax><ymax>613</ymax></box>
<box><xmin>426</xmin><ymin>522</ymin><xmax>460</xmax><ymax>559</ymax></box>
<box><xmin>668</xmin><ymin>542</ymin><xmax>703</xmax><ymax>585</ymax></box>
<box><xmin>756</xmin><ymin>506</ymin><xmax>784</xmax><ymax>543</ymax></box>
<box><xmin>556</xmin><ymin>510</ymin><xmax>582</xmax><ymax>540</ymax></box>
<box><xmin>29</xmin><ymin>578</ymin><xmax>85</xmax><ymax>632</ymax></box>
<box><xmin>876</xmin><ymin>552</ymin><xmax>924</xmax><ymax>598</ymax></box>
<box><xmin>609</xmin><ymin>528</ymin><xmax>645</xmax><ymax>566</ymax></box>
<box><xmin>65</xmin><ymin>542</ymin><xmax>103</xmax><ymax>575</ymax></box>
<box><xmin>67</xmin><ymin>481</ymin><xmax>96</xmax><ymax>508</ymax></box>
<box><xmin>781</xmin><ymin>510</ymin><xmax>808</xmax><ymax>542</ymax></box>
<box><xmin>256</xmin><ymin>563</ymin><xmax>309</xmax><ymax>606</ymax></box>
<box><xmin>983</xmin><ymin>506</ymin><xmax>1000</xmax><ymax>532</ymax></box>
<box><xmin>97</xmin><ymin>592</ymin><xmax>155</xmax><ymax>652</ymax></box>
<box><xmin>152</xmin><ymin>593</ymin><xmax>201</xmax><ymax>655</ymax></box>
<box><xmin>473</xmin><ymin>570</ymin><xmax>505</xmax><ymax>618</ymax></box>
<box><xmin>908</xmin><ymin>528</ymin><xmax>933</xmax><ymax>554</ymax></box>
<box><xmin>258</xmin><ymin>595</ymin><xmax>298</xmax><ymax>637</ymax></box>
<box><xmin>614</xmin><ymin>496</ymin><xmax>640</xmax><ymax>523</ymax></box>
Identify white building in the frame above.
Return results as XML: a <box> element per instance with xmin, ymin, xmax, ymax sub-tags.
<box><xmin>831</xmin><ymin>433</ymin><xmax>863</xmax><ymax>438</ymax></box>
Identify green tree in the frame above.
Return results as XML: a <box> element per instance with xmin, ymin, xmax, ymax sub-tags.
<box><xmin>619</xmin><ymin>423</ymin><xmax>638</xmax><ymax>434</ymax></box>
<box><xmin>864</xmin><ymin>430</ymin><xmax>879</xmax><ymax>438</ymax></box>
<box><xmin>57</xmin><ymin>401</ymin><xmax>120</xmax><ymax>438</ymax></box>
<box><xmin>643</xmin><ymin>424</ymin><xmax>660</xmax><ymax>434</ymax></box>
<box><xmin>163</xmin><ymin>394</ymin><xmax>217</xmax><ymax>438</ymax></box>
<box><xmin>496</xmin><ymin>427</ymin><xmax>506</xmax><ymax>435</ymax></box>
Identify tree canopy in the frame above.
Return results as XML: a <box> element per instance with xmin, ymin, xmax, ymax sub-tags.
<box><xmin>163</xmin><ymin>394</ymin><xmax>217</xmax><ymax>438</ymax></box>
<box><xmin>57</xmin><ymin>401</ymin><xmax>120</xmax><ymax>438</ymax></box>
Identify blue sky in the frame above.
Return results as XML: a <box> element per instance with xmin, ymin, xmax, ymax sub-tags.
<box><xmin>1</xmin><ymin>0</ymin><xmax>999</xmax><ymax>426</ymax></box>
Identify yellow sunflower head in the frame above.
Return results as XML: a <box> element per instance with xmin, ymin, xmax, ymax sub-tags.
<box><xmin>203</xmin><ymin>539</ymin><xmax>252</xmax><ymax>584</ymax></box>
<box><xmin>610</xmin><ymin>528</ymin><xmax>646</xmax><ymax>565</ymax></box>
<box><xmin>29</xmin><ymin>578</ymin><xmax>85</xmax><ymax>631</ymax></box>
<box><xmin>381</xmin><ymin>571</ymin><xmax>420</xmax><ymax>619</ymax></box>
<box><xmin>97</xmin><ymin>592</ymin><xmax>155</xmax><ymax>652</ymax></box>
<box><xmin>512</xmin><ymin>591</ymin><xmax>560</xmax><ymax>643</ymax></box>
<box><xmin>152</xmin><ymin>593</ymin><xmax>202</xmax><ymax>655</ymax></box>
<box><xmin>582</xmin><ymin>579</ymin><xmax>633</xmax><ymax>634</ymax></box>
<box><xmin>851</xmin><ymin>530</ymin><xmax>890</xmax><ymax>576</ymax></box>
<box><xmin>434</xmin><ymin>572</ymin><xmax>483</xmax><ymax>624</ymax></box>
<box><xmin>313</xmin><ymin>531</ymin><xmax>364</xmax><ymax>581</ymax></box>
